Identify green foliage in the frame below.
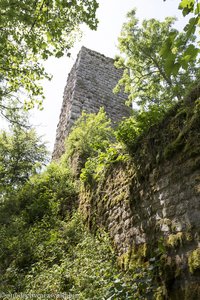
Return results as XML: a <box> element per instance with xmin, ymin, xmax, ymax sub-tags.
<box><xmin>0</xmin><ymin>0</ymin><xmax>98</xmax><ymax>121</ymax></box>
<box><xmin>61</xmin><ymin>108</ymin><xmax>131</xmax><ymax>185</ymax></box>
<box><xmin>0</xmin><ymin>161</ymin><xmax>76</xmax><ymax>226</ymax></box>
<box><xmin>0</xmin><ymin>169</ymin><xmax>140</xmax><ymax>299</ymax></box>
<box><xmin>80</xmin><ymin>144</ymin><xmax>129</xmax><ymax>184</ymax></box>
<box><xmin>64</xmin><ymin>108</ymin><xmax>115</xmax><ymax>166</ymax></box>
<box><xmin>0</xmin><ymin>124</ymin><xmax>48</xmax><ymax>196</ymax></box>
<box><xmin>115</xmin><ymin>106</ymin><xmax>166</xmax><ymax>150</ymax></box>
<box><xmin>114</xmin><ymin>9</ymin><xmax>199</xmax><ymax>151</ymax></box>
<box><xmin>17</xmin><ymin>162</ymin><xmax>77</xmax><ymax>223</ymax></box>
<box><xmin>162</xmin><ymin>0</ymin><xmax>200</xmax><ymax>76</ymax></box>
<box><xmin>0</xmin><ymin>160</ymin><xmax>77</xmax><ymax>292</ymax></box>
<box><xmin>115</xmin><ymin>9</ymin><xmax>199</xmax><ymax>112</ymax></box>
<box><xmin>0</xmin><ymin>109</ymin><xmax>157</xmax><ymax>299</ymax></box>
<box><xmin>23</xmin><ymin>219</ymin><xmax>144</xmax><ymax>300</ymax></box>
<box><xmin>106</xmin><ymin>264</ymin><xmax>157</xmax><ymax>300</ymax></box>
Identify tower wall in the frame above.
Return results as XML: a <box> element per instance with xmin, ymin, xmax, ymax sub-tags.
<box><xmin>52</xmin><ymin>46</ymin><xmax>130</xmax><ymax>160</ymax></box>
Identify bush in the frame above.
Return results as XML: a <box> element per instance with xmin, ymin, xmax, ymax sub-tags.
<box><xmin>116</xmin><ymin>106</ymin><xmax>166</xmax><ymax>150</ymax></box>
<box><xmin>64</xmin><ymin>108</ymin><xmax>115</xmax><ymax>165</ymax></box>
<box><xmin>0</xmin><ymin>161</ymin><xmax>77</xmax><ymax>293</ymax></box>
<box><xmin>80</xmin><ymin>144</ymin><xmax>130</xmax><ymax>185</ymax></box>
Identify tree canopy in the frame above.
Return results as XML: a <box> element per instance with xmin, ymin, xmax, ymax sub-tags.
<box><xmin>114</xmin><ymin>9</ymin><xmax>199</xmax><ymax>113</ymax></box>
<box><xmin>0</xmin><ymin>124</ymin><xmax>48</xmax><ymax>196</ymax></box>
<box><xmin>162</xmin><ymin>0</ymin><xmax>200</xmax><ymax>76</ymax></box>
<box><xmin>0</xmin><ymin>0</ymin><xmax>98</xmax><ymax>122</ymax></box>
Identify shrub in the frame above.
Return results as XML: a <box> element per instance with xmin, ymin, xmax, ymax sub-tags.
<box><xmin>64</xmin><ymin>108</ymin><xmax>115</xmax><ymax>164</ymax></box>
<box><xmin>116</xmin><ymin>106</ymin><xmax>166</xmax><ymax>150</ymax></box>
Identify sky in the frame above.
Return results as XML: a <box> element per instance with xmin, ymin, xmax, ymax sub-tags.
<box><xmin>30</xmin><ymin>0</ymin><xmax>186</xmax><ymax>153</ymax></box>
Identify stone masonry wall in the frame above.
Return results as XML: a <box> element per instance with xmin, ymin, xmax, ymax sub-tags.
<box><xmin>52</xmin><ymin>46</ymin><xmax>130</xmax><ymax>160</ymax></box>
<box><xmin>79</xmin><ymin>99</ymin><xmax>200</xmax><ymax>299</ymax></box>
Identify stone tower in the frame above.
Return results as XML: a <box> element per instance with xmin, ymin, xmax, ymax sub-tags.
<box><xmin>52</xmin><ymin>46</ymin><xmax>130</xmax><ymax>160</ymax></box>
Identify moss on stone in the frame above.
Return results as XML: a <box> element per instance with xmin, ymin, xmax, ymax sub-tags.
<box><xmin>185</xmin><ymin>232</ymin><xmax>193</xmax><ymax>242</ymax></box>
<box><xmin>188</xmin><ymin>248</ymin><xmax>200</xmax><ymax>273</ymax></box>
<box><xmin>166</xmin><ymin>232</ymin><xmax>184</xmax><ymax>248</ymax></box>
<box><xmin>117</xmin><ymin>243</ymin><xmax>148</xmax><ymax>271</ymax></box>
<box><xmin>164</xmin><ymin>132</ymin><xmax>185</xmax><ymax>159</ymax></box>
<box><xmin>112</xmin><ymin>191</ymin><xmax>126</xmax><ymax>205</ymax></box>
<box><xmin>117</xmin><ymin>250</ymin><xmax>131</xmax><ymax>270</ymax></box>
<box><xmin>154</xmin><ymin>286</ymin><xmax>167</xmax><ymax>300</ymax></box>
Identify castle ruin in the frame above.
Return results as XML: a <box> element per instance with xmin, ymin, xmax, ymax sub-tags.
<box><xmin>51</xmin><ymin>47</ymin><xmax>200</xmax><ymax>298</ymax></box>
<box><xmin>52</xmin><ymin>46</ymin><xmax>130</xmax><ymax>160</ymax></box>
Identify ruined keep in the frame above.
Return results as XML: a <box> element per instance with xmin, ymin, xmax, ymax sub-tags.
<box><xmin>52</xmin><ymin>46</ymin><xmax>130</xmax><ymax>160</ymax></box>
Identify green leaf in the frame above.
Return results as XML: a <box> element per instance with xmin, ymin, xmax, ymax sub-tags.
<box><xmin>179</xmin><ymin>0</ymin><xmax>194</xmax><ymax>10</ymax></box>
<box><xmin>171</xmin><ymin>63</ymin><xmax>180</xmax><ymax>76</ymax></box>
<box><xmin>55</xmin><ymin>51</ymin><xmax>64</xmax><ymax>58</ymax></box>
<box><xmin>164</xmin><ymin>53</ymin><xmax>176</xmax><ymax>77</ymax></box>
<box><xmin>184</xmin><ymin>17</ymin><xmax>198</xmax><ymax>35</ymax></box>
<box><xmin>41</xmin><ymin>42</ymin><xmax>47</xmax><ymax>49</ymax></box>
<box><xmin>160</xmin><ymin>39</ymin><xmax>172</xmax><ymax>58</ymax></box>
<box><xmin>195</xmin><ymin>3</ymin><xmax>200</xmax><ymax>15</ymax></box>
<box><xmin>184</xmin><ymin>44</ymin><xmax>199</xmax><ymax>59</ymax></box>
<box><xmin>46</xmin><ymin>32</ymin><xmax>53</xmax><ymax>42</ymax></box>
<box><xmin>179</xmin><ymin>0</ymin><xmax>195</xmax><ymax>17</ymax></box>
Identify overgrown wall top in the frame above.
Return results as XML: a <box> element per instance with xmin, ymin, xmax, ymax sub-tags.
<box><xmin>79</xmin><ymin>98</ymin><xmax>200</xmax><ymax>299</ymax></box>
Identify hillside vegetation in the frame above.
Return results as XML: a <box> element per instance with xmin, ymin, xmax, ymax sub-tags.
<box><xmin>0</xmin><ymin>0</ymin><xmax>200</xmax><ymax>298</ymax></box>
<box><xmin>1</xmin><ymin>90</ymin><xmax>200</xmax><ymax>299</ymax></box>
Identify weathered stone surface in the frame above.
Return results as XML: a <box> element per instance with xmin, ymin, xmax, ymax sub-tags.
<box><xmin>52</xmin><ymin>46</ymin><xmax>130</xmax><ymax>160</ymax></box>
<box><xmin>79</xmin><ymin>100</ymin><xmax>200</xmax><ymax>298</ymax></box>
